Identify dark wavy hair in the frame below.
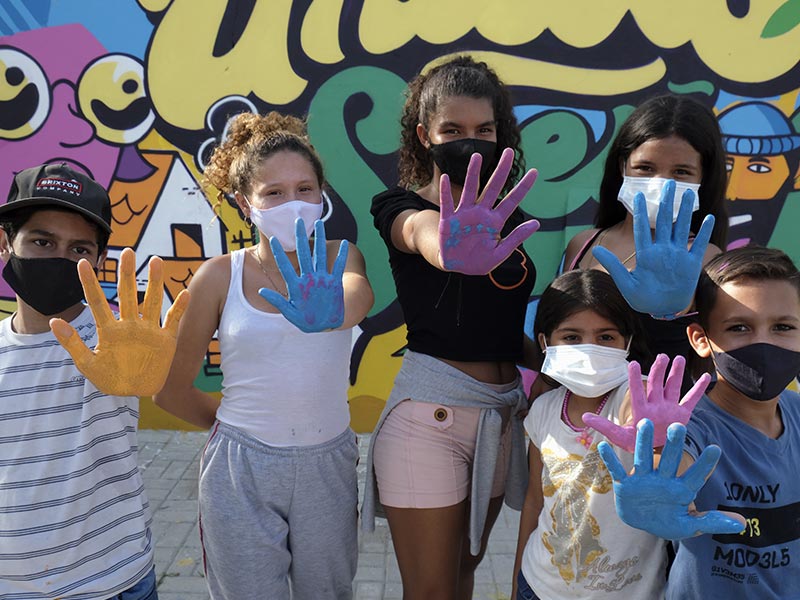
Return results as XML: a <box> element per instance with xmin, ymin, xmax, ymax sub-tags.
<box><xmin>534</xmin><ymin>269</ymin><xmax>650</xmax><ymax>366</ymax></box>
<box><xmin>398</xmin><ymin>55</ymin><xmax>524</xmax><ymax>193</ymax></box>
<box><xmin>596</xmin><ymin>94</ymin><xmax>728</xmax><ymax>248</ymax></box>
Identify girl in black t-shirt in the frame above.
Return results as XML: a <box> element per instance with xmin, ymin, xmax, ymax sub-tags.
<box><xmin>363</xmin><ymin>55</ymin><xmax>540</xmax><ymax>599</ymax></box>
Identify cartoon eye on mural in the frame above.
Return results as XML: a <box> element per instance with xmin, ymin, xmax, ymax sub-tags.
<box><xmin>77</xmin><ymin>53</ymin><xmax>155</xmax><ymax>145</ymax></box>
<box><xmin>719</xmin><ymin>101</ymin><xmax>800</xmax><ymax>247</ymax></box>
<box><xmin>0</xmin><ymin>46</ymin><xmax>50</xmax><ymax>140</ymax></box>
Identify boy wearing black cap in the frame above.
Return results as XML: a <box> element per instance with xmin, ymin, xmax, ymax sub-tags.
<box><xmin>0</xmin><ymin>164</ymin><xmax>184</xmax><ymax>599</ymax></box>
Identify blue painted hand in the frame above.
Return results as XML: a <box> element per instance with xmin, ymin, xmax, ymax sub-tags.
<box><xmin>598</xmin><ymin>418</ymin><xmax>745</xmax><ymax>540</ymax></box>
<box><xmin>438</xmin><ymin>147</ymin><xmax>539</xmax><ymax>275</ymax></box>
<box><xmin>592</xmin><ymin>180</ymin><xmax>714</xmax><ymax>319</ymax></box>
<box><xmin>258</xmin><ymin>219</ymin><xmax>348</xmax><ymax>333</ymax></box>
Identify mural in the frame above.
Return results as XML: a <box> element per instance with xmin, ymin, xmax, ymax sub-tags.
<box><xmin>1</xmin><ymin>0</ymin><xmax>799</xmax><ymax>430</ymax></box>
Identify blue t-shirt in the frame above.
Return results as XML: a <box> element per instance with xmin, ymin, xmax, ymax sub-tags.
<box><xmin>667</xmin><ymin>393</ymin><xmax>800</xmax><ymax>600</ymax></box>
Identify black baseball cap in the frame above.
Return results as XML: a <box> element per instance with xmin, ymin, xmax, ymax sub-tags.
<box><xmin>0</xmin><ymin>163</ymin><xmax>112</xmax><ymax>233</ymax></box>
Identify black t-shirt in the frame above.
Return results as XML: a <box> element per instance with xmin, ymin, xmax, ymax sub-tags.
<box><xmin>371</xmin><ymin>187</ymin><xmax>535</xmax><ymax>362</ymax></box>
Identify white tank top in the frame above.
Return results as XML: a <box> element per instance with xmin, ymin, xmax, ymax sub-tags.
<box><xmin>215</xmin><ymin>249</ymin><xmax>352</xmax><ymax>446</ymax></box>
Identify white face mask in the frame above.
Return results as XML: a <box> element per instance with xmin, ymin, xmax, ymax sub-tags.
<box><xmin>617</xmin><ymin>176</ymin><xmax>701</xmax><ymax>228</ymax></box>
<box><xmin>541</xmin><ymin>342</ymin><xmax>630</xmax><ymax>398</ymax></box>
<box><xmin>245</xmin><ymin>196</ymin><xmax>323</xmax><ymax>251</ymax></box>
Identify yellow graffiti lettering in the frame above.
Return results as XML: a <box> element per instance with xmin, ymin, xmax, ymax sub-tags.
<box><xmin>136</xmin><ymin>0</ymin><xmax>170</xmax><ymax>11</ymax></box>
<box><xmin>635</xmin><ymin>1</ymin><xmax>800</xmax><ymax>83</ymax></box>
<box><xmin>426</xmin><ymin>51</ymin><xmax>665</xmax><ymax>96</ymax></box>
<box><xmin>302</xmin><ymin>0</ymin><xmax>345</xmax><ymax>64</ymax></box>
<box><xmin>360</xmin><ymin>0</ymin><xmax>800</xmax><ymax>84</ymax></box>
<box><xmin>146</xmin><ymin>0</ymin><xmax>306</xmax><ymax>130</ymax></box>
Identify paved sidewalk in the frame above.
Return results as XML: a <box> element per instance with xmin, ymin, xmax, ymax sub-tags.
<box><xmin>139</xmin><ymin>429</ymin><xmax>521</xmax><ymax>600</ymax></box>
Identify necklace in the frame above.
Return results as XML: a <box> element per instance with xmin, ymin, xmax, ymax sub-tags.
<box><xmin>252</xmin><ymin>247</ymin><xmax>286</xmax><ymax>298</ymax></box>
<box><xmin>589</xmin><ymin>226</ymin><xmax>636</xmax><ymax>269</ymax></box>
<box><xmin>561</xmin><ymin>388</ymin><xmax>610</xmax><ymax>448</ymax></box>
<box><xmin>621</xmin><ymin>249</ymin><xmax>636</xmax><ymax>266</ymax></box>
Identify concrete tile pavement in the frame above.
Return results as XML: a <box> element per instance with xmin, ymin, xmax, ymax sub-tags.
<box><xmin>138</xmin><ymin>430</ymin><xmax>521</xmax><ymax>600</ymax></box>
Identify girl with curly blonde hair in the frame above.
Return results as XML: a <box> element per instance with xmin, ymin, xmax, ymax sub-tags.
<box><xmin>156</xmin><ymin>111</ymin><xmax>373</xmax><ymax>600</ymax></box>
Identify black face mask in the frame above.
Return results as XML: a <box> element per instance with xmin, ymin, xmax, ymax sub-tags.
<box><xmin>3</xmin><ymin>254</ymin><xmax>87</xmax><ymax>316</ymax></box>
<box><xmin>713</xmin><ymin>342</ymin><xmax>800</xmax><ymax>401</ymax></box>
<box><xmin>429</xmin><ymin>138</ymin><xmax>498</xmax><ymax>186</ymax></box>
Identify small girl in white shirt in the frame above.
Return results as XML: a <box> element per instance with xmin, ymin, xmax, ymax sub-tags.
<box><xmin>513</xmin><ymin>269</ymin><xmax>668</xmax><ymax>600</ymax></box>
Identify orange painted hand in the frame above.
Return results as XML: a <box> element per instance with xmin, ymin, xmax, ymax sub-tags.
<box><xmin>49</xmin><ymin>247</ymin><xmax>190</xmax><ymax>397</ymax></box>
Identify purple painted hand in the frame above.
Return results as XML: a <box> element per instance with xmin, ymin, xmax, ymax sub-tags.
<box><xmin>438</xmin><ymin>147</ymin><xmax>539</xmax><ymax>275</ymax></box>
<box><xmin>259</xmin><ymin>219</ymin><xmax>347</xmax><ymax>333</ymax></box>
<box><xmin>583</xmin><ymin>354</ymin><xmax>711</xmax><ymax>452</ymax></box>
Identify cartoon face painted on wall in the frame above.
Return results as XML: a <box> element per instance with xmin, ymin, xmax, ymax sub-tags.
<box><xmin>0</xmin><ymin>23</ymin><xmax>156</xmax><ymax>301</ymax></box>
<box><xmin>719</xmin><ymin>102</ymin><xmax>800</xmax><ymax>247</ymax></box>
<box><xmin>0</xmin><ymin>24</ymin><xmax>154</xmax><ymax>198</ymax></box>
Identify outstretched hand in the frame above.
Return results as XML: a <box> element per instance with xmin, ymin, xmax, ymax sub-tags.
<box><xmin>598</xmin><ymin>418</ymin><xmax>745</xmax><ymax>540</ymax></box>
<box><xmin>592</xmin><ymin>180</ymin><xmax>714</xmax><ymax>319</ymax></box>
<box><xmin>50</xmin><ymin>247</ymin><xmax>190</xmax><ymax>397</ymax></box>
<box><xmin>438</xmin><ymin>147</ymin><xmax>539</xmax><ymax>275</ymax></box>
<box><xmin>583</xmin><ymin>354</ymin><xmax>710</xmax><ymax>452</ymax></box>
<box><xmin>259</xmin><ymin>219</ymin><xmax>348</xmax><ymax>333</ymax></box>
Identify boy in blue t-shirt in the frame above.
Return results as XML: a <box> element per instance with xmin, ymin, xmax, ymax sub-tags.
<box><xmin>600</xmin><ymin>246</ymin><xmax>800</xmax><ymax>600</ymax></box>
<box><xmin>668</xmin><ymin>246</ymin><xmax>800</xmax><ymax>599</ymax></box>
<box><xmin>600</xmin><ymin>247</ymin><xmax>800</xmax><ymax>600</ymax></box>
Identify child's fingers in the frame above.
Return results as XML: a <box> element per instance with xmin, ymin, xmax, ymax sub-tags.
<box><xmin>646</xmin><ymin>354</ymin><xmax>669</xmax><ymax>404</ymax></box>
<box><xmin>689</xmin><ymin>215</ymin><xmax>715</xmax><ymax>261</ymax></box>
<box><xmin>77</xmin><ymin>259</ymin><xmax>114</xmax><ymax>327</ymax></box>
<box><xmin>141</xmin><ymin>256</ymin><xmax>165</xmax><ymax>323</ymax></box>
<box><xmin>461</xmin><ymin>152</ymin><xmax>483</xmax><ymax>206</ymax></box>
<box><xmin>681</xmin><ymin>445</ymin><xmax>722</xmax><ymax>492</ymax></box>
<box><xmin>295</xmin><ymin>219</ymin><xmax>313</xmax><ymax>275</ymax></box>
<box><xmin>628</xmin><ymin>360</ymin><xmax>646</xmax><ymax>418</ymax></box>
<box><xmin>633</xmin><ymin>419</ymin><xmax>655</xmax><ymax>475</ymax></box>
<box><xmin>162</xmin><ymin>289</ymin><xmax>190</xmax><ymax>335</ymax></box>
<box><xmin>598</xmin><ymin>441</ymin><xmax>628</xmax><ymax>482</ymax></box>
<box><xmin>50</xmin><ymin>318</ymin><xmax>94</xmax><ymax>369</ymax></box>
<box><xmin>654</xmin><ymin>180</ymin><xmax>676</xmax><ymax>245</ymax></box>
<box><xmin>312</xmin><ymin>220</ymin><xmax>328</xmax><ymax>273</ymax></box>
<box><xmin>678</xmin><ymin>372</ymin><xmax>711</xmax><ymax>415</ymax></box>
<box><xmin>258</xmin><ymin>287</ymin><xmax>292</xmax><ymax>315</ymax></box>
<box><xmin>692</xmin><ymin>510</ymin><xmax>746</xmax><ymax>537</ymax></box>
<box><xmin>117</xmin><ymin>248</ymin><xmax>139</xmax><ymax>320</ymax></box>
<box><xmin>582</xmin><ymin>413</ymin><xmax>625</xmax><ymax>446</ymax></box>
<box><xmin>657</xmin><ymin>423</ymin><xmax>686</xmax><ymax>478</ymax></box>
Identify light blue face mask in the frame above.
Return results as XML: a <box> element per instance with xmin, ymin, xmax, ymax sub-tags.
<box><xmin>618</xmin><ymin>176</ymin><xmax>700</xmax><ymax>228</ymax></box>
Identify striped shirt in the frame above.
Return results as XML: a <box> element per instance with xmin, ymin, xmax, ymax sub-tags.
<box><xmin>0</xmin><ymin>308</ymin><xmax>154</xmax><ymax>599</ymax></box>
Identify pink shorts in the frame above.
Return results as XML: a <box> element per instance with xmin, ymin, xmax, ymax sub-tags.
<box><xmin>373</xmin><ymin>400</ymin><xmax>512</xmax><ymax>509</ymax></box>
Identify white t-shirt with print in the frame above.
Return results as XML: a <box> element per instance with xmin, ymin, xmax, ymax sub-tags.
<box><xmin>521</xmin><ymin>383</ymin><xmax>667</xmax><ymax>599</ymax></box>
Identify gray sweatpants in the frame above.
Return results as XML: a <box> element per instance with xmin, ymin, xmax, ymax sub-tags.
<box><xmin>198</xmin><ymin>421</ymin><xmax>359</xmax><ymax>600</ymax></box>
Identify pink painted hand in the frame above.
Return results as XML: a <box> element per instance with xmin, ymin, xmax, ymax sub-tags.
<box><xmin>50</xmin><ymin>247</ymin><xmax>190</xmax><ymax>397</ymax></box>
<box><xmin>583</xmin><ymin>354</ymin><xmax>711</xmax><ymax>452</ymax></box>
<box><xmin>438</xmin><ymin>147</ymin><xmax>539</xmax><ymax>275</ymax></box>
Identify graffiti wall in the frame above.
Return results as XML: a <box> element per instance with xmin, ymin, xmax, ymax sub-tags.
<box><xmin>1</xmin><ymin>0</ymin><xmax>799</xmax><ymax>430</ymax></box>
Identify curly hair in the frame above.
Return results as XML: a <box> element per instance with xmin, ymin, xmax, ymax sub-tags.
<box><xmin>203</xmin><ymin>111</ymin><xmax>324</xmax><ymax>201</ymax></box>
<box><xmin>398</xmin><ymin>55</ymin><xmax>524</xmax><ymax>192</ymax></box>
